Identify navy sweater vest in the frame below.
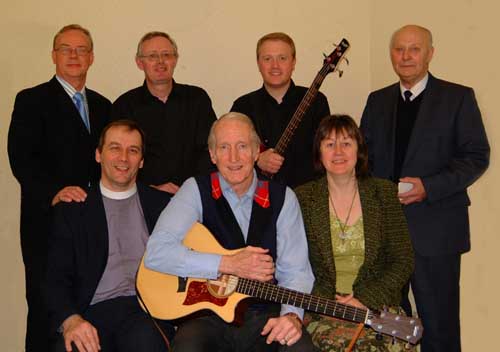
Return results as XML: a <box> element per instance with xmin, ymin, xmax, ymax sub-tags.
<box><xmin>195</xmin><ymin>173</ymin><xmax>286</xmax><ymax>261</ymax></box>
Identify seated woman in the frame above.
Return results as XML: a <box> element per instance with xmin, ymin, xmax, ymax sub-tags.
<box><xmin>295</xmin><ymin>115</ymin><xmax>414</xmax><ymax>351</ymax></box>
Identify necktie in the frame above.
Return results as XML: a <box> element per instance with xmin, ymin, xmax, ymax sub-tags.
<box><xmin>404</xmin><ymin>90</ymin><xmax>413</xmax><ymax>103</ymax></box>
<box><xmin>73</xmin><ymin>92</ymin><xmax>90</xmax><ymax>132</ymax></box>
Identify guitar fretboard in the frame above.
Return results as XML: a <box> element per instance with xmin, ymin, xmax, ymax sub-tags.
<box><xmin>273</xmin><ymin>38</ymin><xmax>350</xmax><ymax>157</ymax></box>
<box><xmin>236</xmin><ymin>277</ymin><xmax>369</xmax><ymax>324</ymax></box>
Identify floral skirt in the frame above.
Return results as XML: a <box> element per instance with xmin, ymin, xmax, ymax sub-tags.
<box><xmin>304</xmin><ymin>311</ymin><xmax>415</xmax><ymax>352</ymax></box>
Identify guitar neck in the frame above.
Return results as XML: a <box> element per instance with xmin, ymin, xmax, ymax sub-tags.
<box><xmin>236</xmin><ymin>277</ymin><xmax>369</xmax><ymax>324</ymax></box>
<box><xmin>273</xmin><ymin>65</ymin><xmax>330</xmax><ymax>156</ymax></box>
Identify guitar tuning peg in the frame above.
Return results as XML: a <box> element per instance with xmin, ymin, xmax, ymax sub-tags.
<box><xmin>338</xmin><ymin>70</ymin><xmax>343</xmax><ymax>78</ymax></box>
<box><xmin>323</xmin><ymin>52</ymin><xmax>328</xmax><ymax>59</ymax></box>
<box><xmin>343</xmin><ymin>57</ymin><xmax>350</xmax><ymax>65</ymax></box>
<box><xmin>332</xmin><ymin>43</ymin><xmax>338</xmax><ymax>48</ymax></box>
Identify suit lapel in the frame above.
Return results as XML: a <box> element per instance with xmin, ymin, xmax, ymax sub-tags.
<box><xmin>383</xmin><ymin>84</ymin><xmax>400</xmax><ymax>178</ymax></box>
<box><xmin>82</xmin><ymin>187</ymin><xmax>109</xmax><ymax>275</ymax></box>
<box><xmin>137</xmin><ymin>184</ymin><xmax>156</xmax><ymax>234</ymax></box>
<box><xmin>49</xmin><ymin>76</ymin><xmax>91</xmax><ymax>135</ymax></box>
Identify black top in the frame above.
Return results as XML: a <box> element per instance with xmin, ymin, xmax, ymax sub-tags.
<box><xmin>231</xmin><ymin>81</ymin><xmax>330</xmax><ymax>188</ymax></box>
<box><xmin>393</xmin><ymin>91</ymin><xmax>424</xmax><ymax>181</ymax></box>
<box><xmin>112</xmin><ymin>81</ymin><xmax>217</xmax><ymax>187</ymax></box>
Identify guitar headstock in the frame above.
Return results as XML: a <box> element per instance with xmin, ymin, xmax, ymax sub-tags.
<box><xmin>367</xmin><ymin>310</ymin><xmax>423</xmax><ymax>345</ymax></box>
<box><xmin>323</xmin><ymin>38</ymin><xmax>350</xmax><ymax>76</ymax></box>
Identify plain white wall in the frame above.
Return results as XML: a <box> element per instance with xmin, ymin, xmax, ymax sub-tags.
<box><xmin>1</xmin><ymin>1</ymin><xmax>497</xmax><ymax>350</ymax></box>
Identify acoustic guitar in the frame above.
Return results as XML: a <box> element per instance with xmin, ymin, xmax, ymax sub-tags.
<box><xmin>136</xmin><ymin>222</ymin><xmax>422</xmax><ymax>345</ymax></box>
<box><xmin>262</xmin><ymin>38</ymin><xmax>350</xmax><ymax>178</ymax></box>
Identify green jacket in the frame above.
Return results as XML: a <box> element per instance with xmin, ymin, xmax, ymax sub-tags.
<box><xmin>295</xmin><ymin>176</ymin><xmax>414</xmax><ymax>310</ymax></box>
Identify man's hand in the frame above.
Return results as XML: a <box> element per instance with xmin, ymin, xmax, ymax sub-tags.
<box><xmin>52</xmin><ymin>186</ymin><xmax>87</xmax><ymax>206</ymax></box>
<box><xmin>261</xmin><ymin>313</ymin><xmax>302</xmax><ymax>346</ymax></box>
<box><xmin>61</xmin><ymin>314</ymin><xmax>100</xmax><ymax>352</ymax></box>
<box><xmin>257</xmin><ymin>149</ymin><xmax>284</xmax><ymax>174</ymax></box>
<box><xmin>219</xmin><ymin>246</ymin><xmax>274</xmax><ymax>281</ymax></box>
<box><xmin>398</xmin><ymin>177</ymin><xmax>427</xmax><ymax>205</ymax></box>
<box><xmin>151</xmin><ymin>182</ymin><xmax>180</xmax><ymax>194</ymax></box>
<box><xmin>335</xmin><ymin>293</ymin><xmax>367</xmax><ymax>309</ymax></box>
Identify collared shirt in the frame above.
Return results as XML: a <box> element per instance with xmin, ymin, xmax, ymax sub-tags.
<box><xmin>56</xmin><ymin>75</ymin><xmax>89</xmax><ymax>120</ymax></box>
<box><xmin>111</xmin><ymin>81</ymin><xmax>217</xmax><ymax>187</ymax></box>
<box><xmin>145</xmin><ymin>170</ymin><xmax>314</xmax><ymax>318</ymax></box>
<box><xmin>399</xmin><ymin>73</ymin><xmax>429</xmax><ymax>101</ymax></box>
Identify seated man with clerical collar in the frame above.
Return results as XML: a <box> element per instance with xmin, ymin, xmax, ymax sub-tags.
<box><xmin>47</xmin><ymin>120</ymin><xmax>174</xmax><ymax>352</ymax></box>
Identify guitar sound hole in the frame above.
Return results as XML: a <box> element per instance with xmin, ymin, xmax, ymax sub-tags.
<box><xmin>207</xmin><ymin>275</ymin><xmax>238</xmax><ymax>298</ymax></box>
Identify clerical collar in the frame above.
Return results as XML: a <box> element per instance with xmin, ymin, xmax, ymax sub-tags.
<box><xmin>399</xmin><ymin>73</ymin><xmax>428</xmax><ymax>101</ymax></box>
<box><xmin>99</xmin><ymin>181</ymin><xmax>137</xmax><ymax>200</ymax></box>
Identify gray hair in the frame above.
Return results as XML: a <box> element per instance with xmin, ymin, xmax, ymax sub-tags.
<box><xmin>136</xmin><ymin>31</ymin><xmax>178</xmax><ymax>57</ymax></box>
<box><xmin>208</xmin><ymin>112</ymin><xmax>261</xmax><ymax>151</ymax></box>
<box><xmin>53</xmin><ymin>24</ymin><xmax>93</xmax><ymax>50</ymax></box>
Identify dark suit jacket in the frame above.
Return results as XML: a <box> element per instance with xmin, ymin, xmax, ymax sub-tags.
<box><xmin>360</xmin><ymin>73</ymin><xmax>490</xmax><ymax>256</ymax></box>
<box><xmin>46</xmin><ymin>183</ymin><xmax>170</xmax><ymax>334</ymax></box>
<box><xmin>8</xmin><ymin>76</ymin><xmax>111</xmax><ymax>261</ymax></box>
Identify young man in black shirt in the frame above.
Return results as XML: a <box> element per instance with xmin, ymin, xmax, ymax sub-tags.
<box><xmin>231</xmin><ymin>32</ymin><xmax>330</xmax><ymax>188</ymax></box>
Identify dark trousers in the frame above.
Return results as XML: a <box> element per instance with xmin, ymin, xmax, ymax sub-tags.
<box><xmin>172</xmin><ymin>308</ymin><xmax>317</xmax><ymax>352</ymax></box>
<box><xmin>51</xmin><ymin>296</ymin><xmax>175</xmax><ymax>352</ymax></box>
<box><xmin>402</xmin><ymin>253</ymin><xmax>461</xmax><ymax>352</ymax></box>
<box><xmin>20</xmin><ymin>209</ymin><xmax>50</xmax><ymax>352</ymax></box>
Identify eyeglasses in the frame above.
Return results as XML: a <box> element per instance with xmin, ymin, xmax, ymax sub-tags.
<box><xmin>55</xmin><ymin>46</ymin><xmax>91</xmax><ymax>56</ymax></box>
<box><xmin>139</xmin><ymin>51</ymin><xmax>176</xmax><ymax>63</ymax></box>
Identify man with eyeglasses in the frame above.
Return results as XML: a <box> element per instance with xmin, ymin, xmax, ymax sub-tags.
<box><xmin>8</xmin><ymin>24</ymin><xmax>111</xmax><ymax>351</ymax></box>
<box><xmin>112</xmin><ymin>31</ymin><xmax>216</xmax><ymax>195</ymax></box>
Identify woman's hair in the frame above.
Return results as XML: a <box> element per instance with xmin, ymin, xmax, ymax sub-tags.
<box><xmin>312</xmin><ymin>114</ymin><xmax>369</xmax><ymax>178</ymax></box>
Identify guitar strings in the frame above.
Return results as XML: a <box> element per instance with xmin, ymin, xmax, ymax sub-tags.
<box><xmin>275</xmin><ymin>61</ymin><xmax>331</xmax><ymax>153</ymax></box>
<box><xmin>235</xmin><ymin>277</ymin><xmax>371</xmax><ymax>322</ymax></box>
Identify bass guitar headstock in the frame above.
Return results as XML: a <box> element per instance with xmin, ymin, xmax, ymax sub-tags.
<box><xmin>323</xmin><ymin>38</ymin><xmax>350</xmax><ymax>77</ymax></box>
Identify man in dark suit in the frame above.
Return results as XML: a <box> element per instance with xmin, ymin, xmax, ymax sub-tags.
<box><xmin>360</xmin><ymin>25</ymin><xmax>490</xmax><ymax>352</ymax></box>
<box><xmin>48</xmin><ymin>120</ymin><xmax>174</xmax><ymax>352</ymax></box>
<box><xmin>8</xmin><ymin>24</ymin><xmax>111</xmax><ymax>351</ymax></box>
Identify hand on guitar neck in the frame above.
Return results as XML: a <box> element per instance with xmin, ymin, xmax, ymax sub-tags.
<box><xmin>218</xmin><ymin>245</ymin><xmax>275</xmax><ymax>282</ymax></box>
<box><xmin>257</xmin><ymin>148</ymin><xmax>284</xmax><ymax>175</ymax></box>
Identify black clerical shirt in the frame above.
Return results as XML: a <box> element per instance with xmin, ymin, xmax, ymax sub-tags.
<box><xmin>112</xmin><ymin>81</ymin><xmax>216</xmax><ymax>187</ymax></box>
<box><xmin>231</xmin><ymin>81</ymin><xmax>330</xmax><ymax>188</ymax></box>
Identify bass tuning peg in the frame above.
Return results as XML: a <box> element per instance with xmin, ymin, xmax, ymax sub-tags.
<box><xmin>343</xmin><ymin>57</ymin><xmax>350</xmax><ymax>65</ymax></box>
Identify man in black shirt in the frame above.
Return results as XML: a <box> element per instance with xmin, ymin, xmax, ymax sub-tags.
<box><xmin>231</xmin><ymin>32</ymin><xmax>330</xmax><ymax>188</ymax></box>
<box><xmin>112</xmin><ymin>31</ymin><xmax>216</xmax><ymax>194</ymax></box>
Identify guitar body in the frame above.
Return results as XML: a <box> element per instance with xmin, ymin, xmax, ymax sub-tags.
<box><xmin>136</xmin><ymin>223</ymin><xmax>248</xmax><ymax>322</ymax></box>
<box><xmin>137</xmin><ymin>223</ymin><xmax>423</xmax><ymax>344</ymax></box>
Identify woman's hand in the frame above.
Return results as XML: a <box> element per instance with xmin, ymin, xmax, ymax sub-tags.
<box><xmin>335</xmin><ymin>293</ymin><xmax>367</xmax><ymax>309</ymax></box>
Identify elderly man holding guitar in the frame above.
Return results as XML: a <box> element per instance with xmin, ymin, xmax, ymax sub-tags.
<box><xmin>144</xmin><ymin>112</ymin><xmax>316</xmax><ymax>351</ymax></box>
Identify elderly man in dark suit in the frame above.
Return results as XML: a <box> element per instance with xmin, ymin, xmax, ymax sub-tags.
<box><xmin>48</xmin><ymin>120</ymin><xmax>174</xmax><ymax>352</ymax></box>
<box><xmin>360</xmin><ymin>25</ymin><xmax>490</xmax><ymax>352</ymax></box>
<box><xmin>8</xmin><ymin>24</ymin><xmax>111</xmax><ymax>351</ymax></box>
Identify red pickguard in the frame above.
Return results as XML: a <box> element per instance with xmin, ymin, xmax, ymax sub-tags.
<box><xmin>183</xmin><ymin>280</ymin><xmax>228</xmax><ymax>307</ymax></box>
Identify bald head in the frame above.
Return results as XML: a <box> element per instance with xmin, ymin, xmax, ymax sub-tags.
<box><xmin>389</xmin><ymin>24</ymin><xmax>434</xmax><ymax>88</ymax></box>
<box><xmin>390</xmin><ymin>25</ymin><xmax>433</xmax><ymax>49</ymax></box>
